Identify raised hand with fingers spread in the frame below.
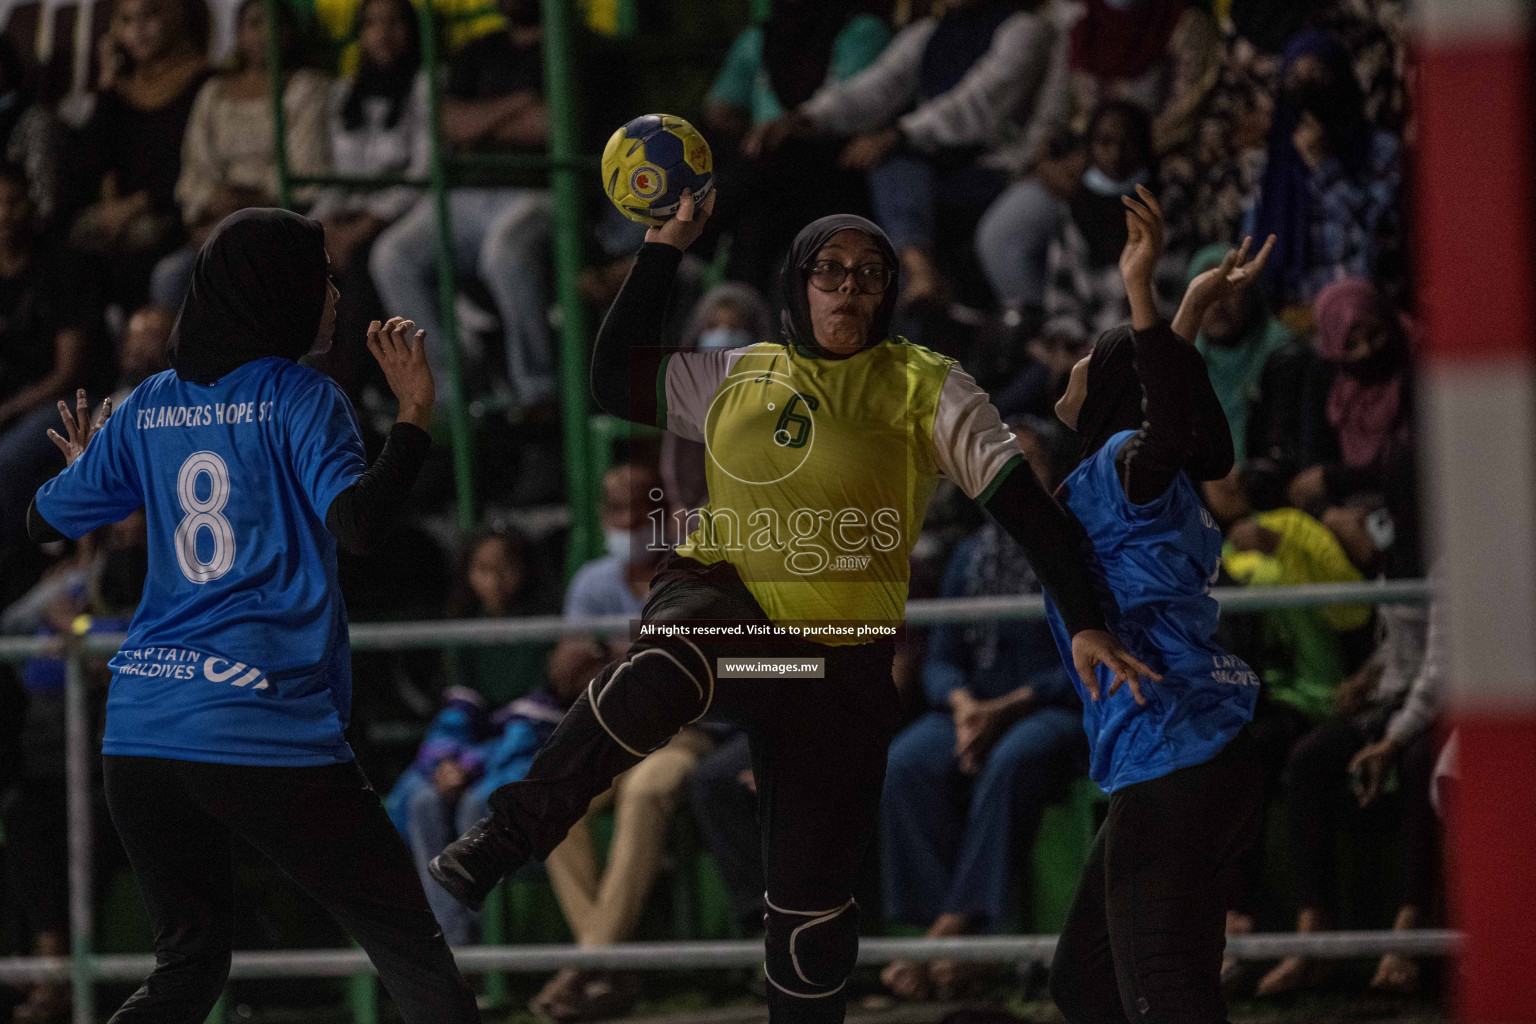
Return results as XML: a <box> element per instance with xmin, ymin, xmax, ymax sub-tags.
<box><xmin>1172</xmin><ymin>232</ymin><xmax>1277</xmax><ymax>342</ymax></box>
<box><xmin>47</xmin><ymin>389</ymin><xmax>113</xmax><ymax>467</ymax></box>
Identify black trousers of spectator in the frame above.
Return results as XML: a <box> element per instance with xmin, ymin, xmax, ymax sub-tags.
<box><xmin>489</xmin><ymin>554</ymin><xmax>899</xmax><ymax>1024</ymax></box>
<box><xmin>101</xmin><ymin>756</ymin><xmax>479</xmax><ymax>1024</ymax></box>
<box><xmin>1225</xmin><ymin>699</ymin><xmax>1313</xmax><ymax>918</ymax></box>
<box><xmin>1052</xmin><ymin>729</ymin><xmax>1262</xmax><ymax>1024</ymax></box>
<box><xmin>4</xmin><ymin>775</ymin><xmax>69</xmax><ymax>938</ymax></box>
<box><xmin>689</xmin><ymin>730</ymin><xmax>884</xmax><ymax>938</ymax></box>
<box><xmin>1284</xmin><ymin>717</ymin><xmax>1441</xmax><ymax>914</ymax></box>
<box><xmin>689</xmin><ymin>730</ymin><xmax>767</xmax><ymax>936</ymax></box>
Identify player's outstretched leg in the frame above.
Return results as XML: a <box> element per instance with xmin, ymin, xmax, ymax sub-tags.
<box><xmin>431</xmin><ymin>635</ymin><xmax>714</xmax><ymax>910</ymax></box>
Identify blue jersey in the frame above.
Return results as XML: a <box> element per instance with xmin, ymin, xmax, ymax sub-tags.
<box><xmin>1045</xmin><ymin>430</ymin><xmax>1257</xmax><ymax>793</ymax></box>
<box><xmin>34</xmin><ymin>358</ymin><xmax>366</xmax><ymax>767</ymax></box>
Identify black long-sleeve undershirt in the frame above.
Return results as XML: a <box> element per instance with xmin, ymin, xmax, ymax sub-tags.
<box><xmin>981</xmin><ymin>460</ymin><xmax>1107</xmax><ymax>637</ymax></box>
<box><xmin>26</xmin><ymin>421</ymin><xmax>431</xmax><ymax>556</ymax></box>
<box><xmin>325</xmin><ymin>421</ymin><xmax>431</xmax><ymax>555</ymax></box>
<box><xmin>1116</xmin><ymin>323</ymin><xmax>1234</xmax><ymax>506</ymax></box>
<box><xmin>591</xmin><ymin>242</ymin><xmax>683</xmax><ymax>425</ymax></box>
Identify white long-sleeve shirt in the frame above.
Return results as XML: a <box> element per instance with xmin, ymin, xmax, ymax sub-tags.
<box><xmin>800</xmin><ymin>10</ymin><xmax>1065</xmax><ymax>174</ymax></box>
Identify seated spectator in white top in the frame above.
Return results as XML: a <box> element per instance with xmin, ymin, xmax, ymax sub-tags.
<box><xmin>533</xmin><ymin>462</ymin><xmax>717</xmax><ymax>1021</ymax></box>
<box><xmin>309</xmin><ymin>0</ymin><xmax>430</xmax><ymax>401</ymax></box>
<box><xmin>788</xmin><ymin>0</ymin><xmax>1064</xmax><ymax>308</ymax></box>
<box><xmin>150</xmin><ymin>0</ymin><xmax>330</xmax><ymax>307</ymax></box>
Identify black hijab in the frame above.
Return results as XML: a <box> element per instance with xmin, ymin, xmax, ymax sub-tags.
<box><xmin>762</xmin><ymin>0</ymin><xmax>855</xmax><ymax>111</ymax></box>
<box><xmin>1074</xmin><ymin>325</ymin><xmax>1234</xmax><ymax>480</ymax></box>
<box><xmin>777</xmin><ymin>214</ymin><xmax>898</xmax><ymax>358</ymax></box>
<box><xmin>1074</xmin><ymin>327</ymin><xmax>1142</xmax><ymax>462</ymax></box>
<box><xmin>168</xmin><ymin>208</ymin><xmax>329</xmax><ymax>384</ymax></box>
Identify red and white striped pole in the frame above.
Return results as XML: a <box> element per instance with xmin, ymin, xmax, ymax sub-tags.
<box><xmin>1418</xmin><ymin>1</ymin><xmax>1536</xmax><ymax>1020</ymax></box>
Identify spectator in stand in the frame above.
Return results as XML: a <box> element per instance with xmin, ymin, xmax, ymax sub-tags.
<box><xmin>879</xmin><ymin>419</ymin><xmax>1083</xmax><ymax>1001</ymax></box>
<box><xmin>308</xmin><ymin>0</ymin><xmax>430</xmax><ymax>402</ymax></box>
<box><xmin>111</xmin><ymin>306</ymin><xmax>175</xmax><ymax>402</ymax></box>
<box><xmin>1257</xmin><ymin>581</ymin><xmax>1446</xmax><ymax>998</ymax></box>
<box><xmin>698</xmin><ymin>0</ymin><xmax>891</xmax><ymax>291</ymax></box>
<box><xmin>393</xmin><ymin>684</ymin><xmax>568</xmax><ymax>945</ymax></box>
<box><xmin>1186</xmin><ymin>242</ymin><xmax>1293</xmax><ymax>458</ymax></box>
<box><xmin>310</xmin><ymin>0</ymin><xmax>506</xmax><ymax>79</ymax></box>
<box><xmin>1038</xmin><ymin>101</ymin><xmax>1181</xmax><ymax>348</ymax></box>
<box><xmin>1210</xmin><ymin>479</ymin><xmax>1376</xmax><ymax>981</ymax></box>
<box><xmin>0</xmin><ymin>166</ymin><xmax>105</xmax><ymax>571</ymax></box>
<box><xmin>443</xmin><ymin>525</ymin><xmax>555</xmax><ymax>704</ymax></box>
<box><xmin>1245</xmin><ymin>28</ymin><xmax>1400</xmax><ymax>311</ymax></box>
<box><xmin>658</xmin><ymin>283</ymin><xmax>773</xmax><ymax>515</ymax></box>
<box><xmin>1065</xmin><ymin>0</ymin><xmax>1220</xmax><ymax>155</ymax></box>
<box><xmin>1285</xmin><ymin>277</ymin><xmax>1413</xmax><ymax>514</ymax></box>
<box><xmin>369</xmin><ymin>0</ymin><xmax>554</xmax><ymax>413</ymax></box>
<box><xmin>2</xmin><ymin>512</ymin><xmax>146</xmax><ymax>1024</ymax></box>
<box><xmin>0</xmin><ymin>39</ymin><xmax>61</xmax><ymax>234</ymax></box>
<box><xmin>783</xmin><ymin>0</ymin><xmax>1062</xmax><ymax>308</ymax></box>
<box><xmin>152</xmin><ymin>0</ymin><xmax>329</xmax><ymax>307</ymax></box>
<box><xmin>530</xmin><ymin>463</ymin><xmax>718</xmax><ymax>1022</ymax></box>
<box><xmin>69</xmin><ymin>0</ymin><xmax>209</xmax><ymax>309</ymax></box>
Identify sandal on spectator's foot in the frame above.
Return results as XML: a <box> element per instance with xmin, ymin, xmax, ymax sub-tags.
<box><xmin>930</xmin><ymin>957</ymin><xmax>994</xmax><ymax>998</ymax></box>
<box><xmin>881</xmin><ymin>958</ymin><xmax>933</xmax><ymax>1001</ymax></box>
<box><xmin>1255</xmin><ymin>956</ymin><xmax>1331</xmax><ymax>997</ymax></box>
<box><xmin>568</xmin><ymin>970</ymin><xmax>641</xmax><ymax>1021</ymax></box>
<box><xmin>529</xmin><ymin>967</ymin><xmax>586</xmax><ymax>1021</ymax></box>
<box><xmin>1369</xmin><ymin>953</ymin><xmax>1420</xmax><ymax>995</ymax></box>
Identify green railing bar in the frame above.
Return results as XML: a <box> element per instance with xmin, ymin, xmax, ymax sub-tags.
<box><xmin>262</xmin><ymin>0</ymin><xmax>476</xmax><ymax>531</ymax></box>
<box><xmin>264</xmin><ymin>0</ymin><xmax>292</xmax><ymax>209</ymax></box>
<box><xmin>419</xmin><ymin>0</ymin><xmax>478</xmax><ymax>530</ymax></box>
<box><xmin>348</xmin><ymin>944</ymin><xmax>377</xmax><ymax>1024</ymax></box>
<box><xmin>541</xmin><ymin>0</ymin><xmax>598</xmax><ymax>577</ymax></box>
<box><xmin>65</xmin><ymin>653</ymin><xmax>94</xmax><ymax>1024</ymax></box>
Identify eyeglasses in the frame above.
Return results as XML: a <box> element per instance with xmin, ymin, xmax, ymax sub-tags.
<box><xmin>805</xmin><ymin>260</ymin><xmax>893</xmax><ymax>295</ymax></box>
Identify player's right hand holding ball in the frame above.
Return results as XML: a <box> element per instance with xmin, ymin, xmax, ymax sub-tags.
<box><xmin>645</xmin><ymin>188</ymin><xmax>715</xmax><ymax>254</ymax></box>
<box><xmin>368</xmin><ymin>317</ymin><xmax>434</xmax><ymax>430</ymax></box>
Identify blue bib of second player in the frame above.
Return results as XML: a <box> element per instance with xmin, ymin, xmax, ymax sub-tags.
<box><xmin>1044</xmin><ymin>430</ymin><xmax>1258</xmax><ymax>793</ymax></box>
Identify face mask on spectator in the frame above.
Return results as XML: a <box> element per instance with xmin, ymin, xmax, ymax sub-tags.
<box><xmin>698</xmin><ymin>327</ymin><xmax>755</xmax><ymax>351</ymax></box>
<box><xmin>606</xmin><ymin>527</ymin><xmax>649</xmax><ymax>562</ymax></box>
<box><xmin>1082</xmin><ymin>165</ymin><xmax>1149</xmax><ymax>197</ymax></box>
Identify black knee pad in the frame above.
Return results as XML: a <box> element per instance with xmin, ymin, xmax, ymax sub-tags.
<box><xmin>587</xmin><ymin>637</ymin><xmax>714</xmax><ymax>756</ymax></box>
<box><xmin>764</xmin><ymin>895</ymin><xmax>859</xmax><ymax>1002</ymax></box>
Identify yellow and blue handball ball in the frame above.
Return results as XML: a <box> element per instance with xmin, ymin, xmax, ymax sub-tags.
<box><xmin>601</xmin><ymin>113</ymin><xmax>714</xmax><ymax>226</ymax></box>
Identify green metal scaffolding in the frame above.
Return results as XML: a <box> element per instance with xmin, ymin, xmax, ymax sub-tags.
<box><xmin>263</xmin><ymin>0</ymin><xmax>597</xmax><ymax>572</ymax></box>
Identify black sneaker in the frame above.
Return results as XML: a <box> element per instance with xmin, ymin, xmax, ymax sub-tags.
<box><xmin>429</xmin><ymin>815</ymin><xmax>529</xmax><ymax>912</ymax></box>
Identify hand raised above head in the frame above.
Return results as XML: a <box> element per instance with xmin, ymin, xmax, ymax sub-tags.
<box><xmin>1171</xmin><ymin>233</ymin><xmax>1277</xmax><ymax>342</ymax></box>
<box><xmin>645</xmin><ymin>188</ymin><xmax>716</xmax><ymax>253</ymax></box>
<box><xmin>1118</xmin><ymin>183</ymin><xmax>1166</xmax><ymax>291</ymax></box>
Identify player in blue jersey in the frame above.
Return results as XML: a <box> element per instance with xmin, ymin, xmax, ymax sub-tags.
<box><xmin>27</xmin><ymin>209</ymin><xmax>480</xmax><ymax>1024</ymax></box>
<box><xmin>1042</xmin><ymin>187</ymin><xmax>1275</xmax><ymax>1024</ymax></box>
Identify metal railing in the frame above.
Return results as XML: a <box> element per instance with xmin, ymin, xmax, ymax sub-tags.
<box><xmin>0</xmin><ymin>579</ymin><xmax>1442</xmax><ymax>1024</ymax></box>
<box><xmin>264</xmin><ymin>0</ymin><xmax>600</xmax><ymax>568</ymax></box>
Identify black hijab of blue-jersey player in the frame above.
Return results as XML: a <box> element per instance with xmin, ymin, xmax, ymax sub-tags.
<box><xmin>167</xmin><ymin>208</ymin><xmax>329</xmax><ymax>384</ymax></box>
